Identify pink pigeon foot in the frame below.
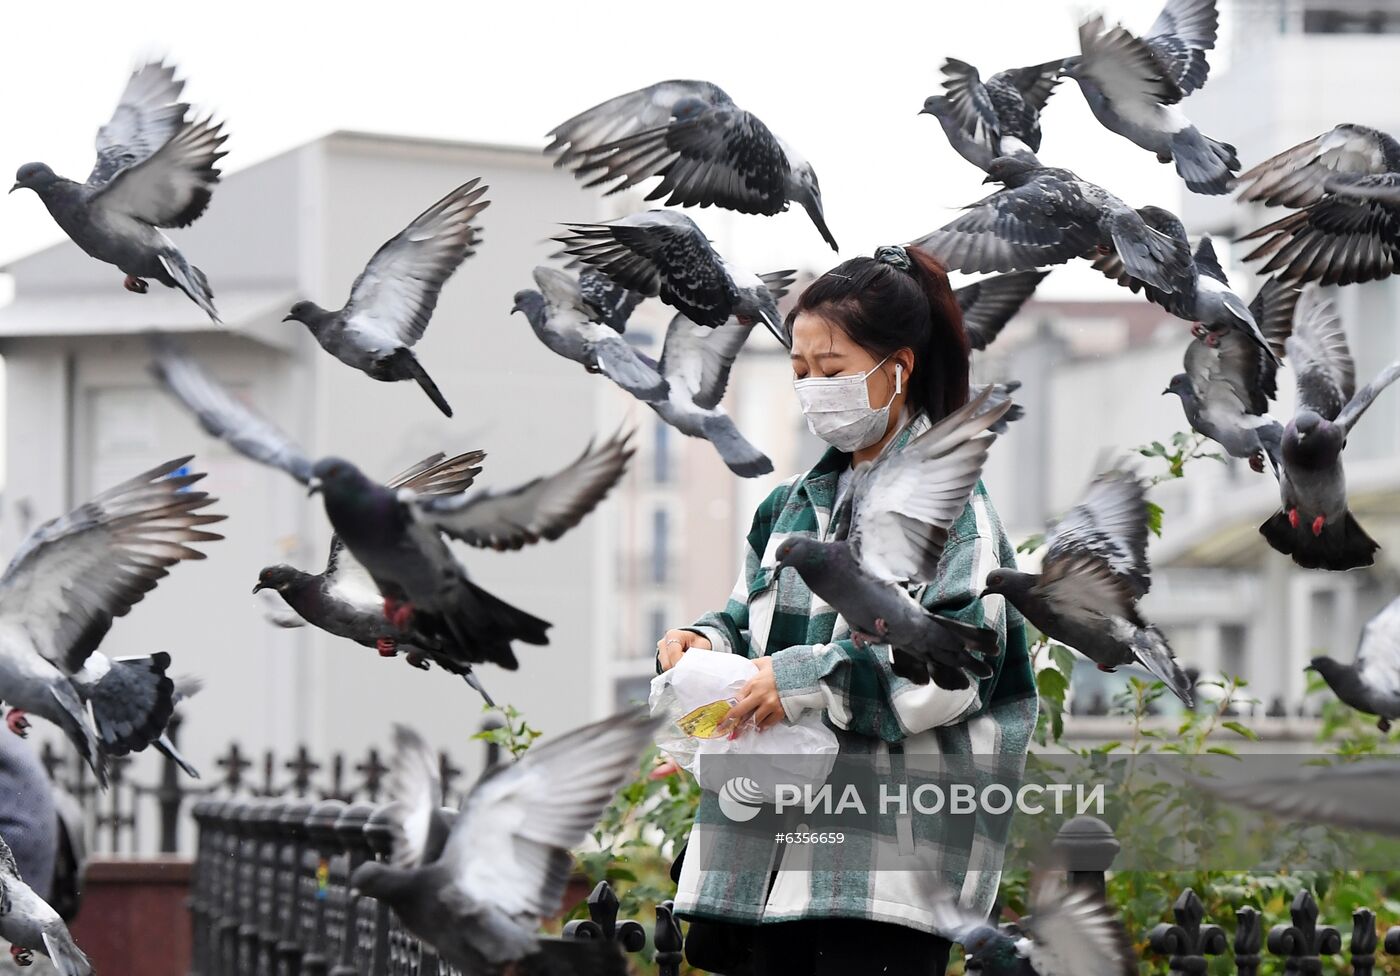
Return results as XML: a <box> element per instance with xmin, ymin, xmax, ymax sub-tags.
<box><xmin>375</xmin><ymin>638</ymin><xmax>397</xmax><ymax>658</ymax></box>
<box><xmin>6</xmin><ymin>710</ymin><xmax>29</xmax><ymax>738</ymax></box>
<box><xmin>123</xmin><ymin>274</ymin><xmax>149</xmax><ymax>294</ymax></box>
<box><xmin>1311</xmin><ymin>515</ymin><xmax>1325</xmax><ymax>537</ymax></box>
<box><xmin>10</xmin><ymin>945</ymin><xmax>31</xmax><ymax>966</ymax></box>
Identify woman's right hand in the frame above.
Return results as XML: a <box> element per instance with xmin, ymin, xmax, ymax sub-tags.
<box><xmin>657</xmin><ymin>629</ymin><xmax>711</xmax><ymax>671</ymax></box>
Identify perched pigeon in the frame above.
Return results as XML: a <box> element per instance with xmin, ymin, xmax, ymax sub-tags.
<box><xmin>982</xmin><ymin>470</ymin><xmax>1195</xmax><ymax>706</ymax></box>
<box><xmin>0</xmin><ymin>457</ymin><xmax>224</xmax><ymax>787</ymax></box>
<box><xmin>1309</xmin><ymin>596</ymin><xmax>1400</xmax><ymax>733</ymax></box>
<box><xmin>957</xmin><ymin>271</ymin><xmax>1050</xmax><ymax>352</ymax></box>
<box><xmin>1237</xmin><ymin>124</ymin><xmax>1400</xmax><ymax>285</ymax></box>
<box><xmin>553</xmin><ymin>210</ymin><xmax>794</xmax><ymax>345</ymax></box>
<box><xmin>10</xmin><ymin>61</ymin><xmax>226</xmax><ymax>322</ymax></box>
<box><xmin>1091</xmin><ymin>212</ymin><xmax>1277</xmax><ymax>359</ymax></box>
<box><xmin>350</xmin><ymin>711</ymin><xmax>656</xmax><ymax>975</ymax></box>
<box><xmin>513</xmin><ymin>267</ymin><xmax>669</xmax><ymax>403</ymax></box>
<box><xmin>282</xmin><ymin>179</ymin><xmax>490</xmax><ymax>417</ymax></box>
<box><xmin>1259</xmin><ymin>290</ymin><xmax>1400</xmax><ymax>570</ymax></box>
<box><xmin>0</xmin><ymin>833</ymin><xmax>91</xmax><ymax>974</ymax></box>
<box><xmin>1191</xmin><ymin>760</ymin><xmax>1400</xmax><ymax>837</ymax></box>
<box><xmin>545</xmin><ymin>80</ymin><xmax>837</xmax><ymax>251</ymax></box>
<box><xmin>910</xmin><ymin>155</ymin><xmax>1192</xmax><ymax>292</ymax></box>
<box><xmin>253</xmin><ymin>451</ymin><xmax>499</xmax><ymax>704</ymax></box>
<box><xmin>1164</xmin><ymin>277</ymin><xmax>1298</xmax><ymax>473</ymax></box>
<box><xmin>152</xmin><ymin>343</ymin><xmax>634</xmax><ymax>669</ymax></box>
<box><xmin>775</xmin><ymin>388</ymin><xmax>1014</xmax><ymax>689</ymax></box>
<box><xmin>929</xmin><ymin>873</ymin><xmax>1135</xmax><ymax>976</ymax></box>
<box><xmin>1066</xmin><ymin>1</ymin><xmax>1237</xmax><ymax>194</ymax></box>
<box><xmin>921</xmin><ymin>58</ymin><xmax>1067</xmax><ymax>172</ymax></box>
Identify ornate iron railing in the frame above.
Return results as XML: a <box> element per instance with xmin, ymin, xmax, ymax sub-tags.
<box><xmin>189</xmin><ymin>798</ymin><xmax>682</xmax><ymax>976</ymax></box>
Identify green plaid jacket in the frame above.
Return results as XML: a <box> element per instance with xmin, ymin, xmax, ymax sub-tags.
<box><xmin>671</xmin><ymin>412</ymin><xmax>1037</xmax><ymax>935</ymax></box>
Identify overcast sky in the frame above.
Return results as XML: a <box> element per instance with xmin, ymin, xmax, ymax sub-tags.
<box><xmin>0</xmin><ymin>0</ymin><xmax>1236</xmax><ymax>298</ymax></box>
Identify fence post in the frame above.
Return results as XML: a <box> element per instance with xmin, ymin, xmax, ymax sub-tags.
<box><xmin>158</xmin><ymin>712</ymin><xmax>187</xmax><ymax>853</ymax></box>
<box><xmin>331</xmin><ymin>803</ymin><xmax>374</xmax><ymax>976</ymax></box>
<box><xmin>275</xmin><ymin>801</ymin><xmax>314</xmax><ymax>976</ymax></box>
<box><xmin>1146</xmin><ymin>889</ymin><xmax>1227</xmax><ymax>976</ymax></box>
<box><xmin>255</xmin><ymin>802</ymin><xmax>289</xmax><ymax>976</ymax></box>
<box><xmin>214</xmin><ymin>801</ymin><xmax>243</xmax><ymax>976</ymax></box>
<box><xmin>654</xmin><ymin>901</ymin><xmax>684</xmax><ymax>976</ymax></box>
<box><xmin>1267</xmin><ymin>890</ymin><xmax>1341</xmax><ymax>974</ymax></box>
<box><xmin>1236</xmin><ymin>906</ymin><xmax>1263</xmax><ymax>976</ymax></box>
<box><xmin>299</xmin><ymin>800</ymin><xmax>347</xmax><ymax>976</ymax></box>
<box><xmin>1049</xmin><ymin>815</ymin><xmax>1119</xmax><ymax>900</ymax></box>
<box><xmin>1350</xmin><ymin>908</ymin><xmax>1378</xmax><ymax>976</ymax></box>
<box><xmin>361</xmin><ymin>808</ymin><xmax>397</xmax><ymax>976</ymax></box>
<box><xmin>236</xmin><ymin>803</ymin><xmax>264</xmax><ymax>976</ymax></box>
<box><xmin>188</xmin><ymin>798</ymin><xmax>218</xmax><ymax>976</ymax></box>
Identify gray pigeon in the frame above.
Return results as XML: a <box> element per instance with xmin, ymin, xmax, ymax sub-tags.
<box><xmin>956</xmin><ymin>270</ymin><xmax>1050</xmax><ymax>351</ymax></box>
<box><xmin>910</xmin><ymin>155</ymin><xmax>1192</xmax><ymax>293</ymax></box>
<box><xmin>928</xmin><ymin>873</ymin><xmax>1135</xmax><ymax>976</ymax></box>
<box><xmin>513</xmin><ymin>267</ymin><xmax>668</xmax><ymax>403</ymax></box>
<box><xmin>0</xmin><ymin>833</ymin><xmax>91</xmax><ymax>974</ymax></box>
<box><xmin>0</xmin><ymin>457</ymin><xmax>224</xmax><ymax>788</ymax></box>
<box><xmin>1191</xmin><ymin>760</ymin><xmax>1400</xmax><ymax>837</ymax></box>
<box><xmin>921</xmin><ymin>58</ymin><xmax>1067</xmax><ymax>172</ymax></box>
<box><xmin>775</xmin><ymin>388</ymin><xmax>1013</xmax><ymax>690</ymax></box>
<box><xmin>282</xmin><ymin>179</ymin><xmax>490</xmax><ymax>417</ymax></box>
<box><xmin>1237</xmin><ymin>124</ymin><xmax>1400</xmax><ymax>285</ymax></box>
<box><xmin>350</xmin><ymin>712</ymin><xmax>655</xmax><ymax>975</ymax></box>
<box><xmin>1309</xmin><ymin>595</ymin><xmax>1400</xmax><ymax>733</ymax></box>
<box><xmin>1065</xmin><ymin>1</ymin><xmax>1238</xmax><ymax>194</ymax></box>
<box><xmin>545</xmin><ymin>80</ymin><xmax>837</xmax><ymax>251</ymax></box>
<box><xmin>1259</xmin><ymin>289</ymin><xmax>1400</xmax><ymax>570</ymax></box>
<box><xmin>10</xmin><ymin>61</ymin><xmax>225</xmax><ymax>322</ymax></box>
<box><xmin>982</xmin><ymin>469</ymin><xmax>1195</xmax><ymax>706</ymax></box>
<box><xmin>1164</xmin><ymin>276</ymin><xmax>1298</xmax><ymax>474</ymax></box>
<box><xmin>152</xmin><ymin>342</ymin><xmax>634</xmax><ymax>669</ymax></box>
<box><xmin>553</xmin><ymin>210</ymin><xmax>794</xmax><ymax>345</ymax></box>
<box><xmin>1091</xmin><ymin>212</ymin><xmax>1278</xmax><ymax>360</ymax></box>
<box><xmin>253</xmin><ymin>452</ymin><xmax>498</xmax><ymax>703</ymax></box>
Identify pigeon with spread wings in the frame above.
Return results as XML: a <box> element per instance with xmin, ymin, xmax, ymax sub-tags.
<box><xmin>1260</xmin><ymin>289</ymin><xmax>1400</xmax><ymax>570</ymax></box>
<box><xmin>983</xmin><ymin>469</ymin><xmax>1194</xmax><ymax>706</ymax></box>
<box><xmin>351</xmin><ymin>711</ymin><xmax>655</xmax><ymax>975</ymax></box>
<box><xmin>774</xmin><ymin>388</ymin><xmax>1014</xmax><ymax>690</ymax></box>
<box><xmin>0</xmin><ymin>457</ymin><xmax>224</xmax><ymax>787</ymax></box>
<box><xmin>10</xmin><ymin>60</ymin><xmax>226</xmax><ymax>322</ymax></box>
<box><xmin>546</xmin><ymin>80</ymin><xmax>836</xmax><ymax>251</ymax></box>
<box><xmin>281</xmin><ymin>179</ymin><xmax>490</xmax><ymax>417</ymax></box>
<box><xmin>1308</xmin><ymin>595</ymin><xmax>1400</xmax><ymax>733</ymax></box>
<box><xmin>921</xmin><ymin>57</ymin><xmax>1066</xmax><ymax>172</ymax></box>
<box><xmin>152</xmin><ymin>342</ymin><xmax>634</xmax><ymax>669</ymax></box>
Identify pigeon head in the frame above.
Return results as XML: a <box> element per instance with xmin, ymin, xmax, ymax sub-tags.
<box><xmin>1285</xmin><ymin>411</ymin><xmax>1343</xmax><ymax>467</ymax></box>
<box><xmin>785</xmin><ymin>158</ymin><xmax>838</xmax><ymax>252</ymax></box>
<box><xmin>11</xmin><ymin>162</ymin><xmax>58</xmax><ymax>195</ymax></box>
<box><xmin>735</xmin><ymin>287</ymin><xmax>789</xmax><ymax>348</ymax></box>
<box><xmin>981</xmin><ymin>568</ymin><xmax>1034</xmax><ymax>600</ymax></box>
<box><xmin>307</xmin><ymin>457</ymin><xmax>371</xmax><ymax>498</ymax></box>
<box><xmin>983</xmin><ymin>155</ymin><xmax>1037</xmax><ymax>186</ymax></box>
<box><xmin>283</xmin><ymin>300</ymin><xmax>332</xmax><ymax>327</ymax></box>
<box><xmin>511</xmin><ymin>289</ymin><xmax>547</xmax><ymax>327</ymax></box>
<box><xmin>961</xmin><ymin>926</ymin><xmax>1019</xmax><ymax>975</ymax></box>
<box><xmin>1163</xmin><ymin>373</ymin><xmax>1193</xmax><ymax>400</ymax></box>
<box><xmin>919</xmin><ymin>94</ymin><xmax>950</xmax><ymax>118</ymax></box>
<box><xmin>254</xmin><ymin>564</ymin><xmax>304</xmax><ymax>594</ymax></box>
<box><xmin>349</xmin><ymin>859</ymin><xmax>412</xmax><ymax>902</ymax></box>
<box><xmin>775</xmin><ymin>537</ymin><xmax>825</xmax><ymax>576</ymax></box>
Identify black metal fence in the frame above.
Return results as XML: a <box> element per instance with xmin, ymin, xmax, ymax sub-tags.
<box><xmin>189</xmin><ymin>797</ymin><xmax>683</xmax><ymax>976</ymax></box>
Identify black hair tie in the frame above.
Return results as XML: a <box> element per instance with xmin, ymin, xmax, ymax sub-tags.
<box><xmin>874</xmin><ymin>244</ymin><xmax>913</xmax><ymax>273</ymax></box>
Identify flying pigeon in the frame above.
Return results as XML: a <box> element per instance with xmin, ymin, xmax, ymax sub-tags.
<box><xmin>253</xmin><ymin>451</ymin><xmax>499</xmax><ymax>704</ymax></box>
<box><xmin>1065</xmin><ymin>1</ymin><xmax>1238</xmax><ymax>194</ymax></box>
<box><xmin>513</xmin><ymin>267</ymin><xmax>668</xmax><ymax>403</ymax></box>
<box><xmin>10</xmin><ymin>61</ymin><xmax>226</xmax><ymax>322</ymax></box>
<box><xmin>1237</xmin><ymin>124</ymin><xmax>1400</xmax><ymax>285</ymax></box>
<box><xmin>1164</xmin><ymin>277</ymin><xmax>1298</xmax><ymax>474</ymax></box>
<box><xmin>928</xmin><ymin>872</ymin><xmax>1135</xmax><ymax>976</ymax></box>
<box><xmin>921</xmin><ymin>57</ymin><xmax>1067</xmax><ymax>172</ymax></box>
<box><xmin>1309</xmin><ymin>595</ymin><xmax>1400</xmax><ymax>733</ymax></box>
<box><xmin>553</xmin><ymin>210</ymin><xmax>794</xmax><ymax>345</ymax></box>
<box><xmin>350</xmin><ymin>711</ymin><xmax>656</xmax><ymax>975</ymax></box>
<box><xmin>0</xmin><ymin>457</ymin><xmax>224</xmax><ymax>787</ymax></box>
<box><xmin>956</xmin><ymin>270</ymin><xmax>1050</xmax><ymax>352</ymax></box>
<box><xmin>152</xmin><ymin>343</ymin><xmax>634</xmax><ymax>669</ymax></box>
<box><xmin>545</xmin><ymin>80</ymin><xmax>837</xmax><ymax>251</ymax></box>
<box><xmin>1090</xmin><ymin>211</ymin><xmax>1278</xmax><ymax>359</ymax></box>
<box><xmin>282</xmin><ymin>179</ymin><xmax>490</xmax><ymax>417</ymax></box>
<box><xmin>982</xmin><ymin>469</ymin><xmax>1195</xmax><ymax>706</ymax></box>
<box><xmin>910</xmin><ymin>155</ymin><xmax>1192</xmax><ymax>293</ymax></box>
<box><xmin>0</xmin><ymin>833</ymin><xmax>92</xmax><ymax>974</ymax></box>
<box><xmin>1259</xmin><ymin>289</ymin><xmax>1400</xmax><ymax>570</ymax></box>
<box><xmin>775</xmin><ymin>388</ymin><xmax>1014</xmax><ymax>689</ymax></box>
<box><xmin>1190</xmin><ymin>760</ymin><xmax>1400</xmax><ymax>837</ymax></box>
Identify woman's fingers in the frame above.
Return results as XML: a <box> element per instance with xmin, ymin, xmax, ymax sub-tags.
<box><xmin>655</xmin><ymin>629</ymin><xmax>711</xmax><ymax>671</ymax></box>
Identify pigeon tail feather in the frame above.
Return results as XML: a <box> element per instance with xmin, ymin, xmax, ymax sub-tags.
<box><xmin>158</xmin><ymin>251</ymin><xmax>221</xmax><ymax>324</ymax></box>
<box><xmin>1170</xmin><ymin>128</ymin><xmax>1240</xmax><ymax>196</ymax></box>
<box><xmin>40</xmin><ymin>927</ymin><xmax>93</xmax><ymax>976</ymax></box>
<box><xmin>155</xmin><ymin>732</ymin><xmax>201</xmax><ymax>778</ymax></box>
<box><xmin>1131</xmin><ymin>627</ymin><xmax>1195</xmax><ymax>706</ymax></box>
<box><xmin>392</xmin><ymin>349</ymin><xmax>453</xmax><ymax>417</ymax></box>
<box><xmin>1261</xmin><ymin>508</ymin><xmax>1380</xmax><ymax>571</ymax></box>
<box><xmin>700</xmin><ymin>414</ymin><xmax>774</xmax><ymax>478</ymax></box>
<box><xmin>87</xmin><ymin>653</ymin><xmax>176</xmax><ymax>756</ymax></box>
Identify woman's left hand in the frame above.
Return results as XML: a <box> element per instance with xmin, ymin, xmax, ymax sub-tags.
<box><xmin>719</xmin><ymin>658</ymin><xmax>784</xmax><ymax>735</ymax></box>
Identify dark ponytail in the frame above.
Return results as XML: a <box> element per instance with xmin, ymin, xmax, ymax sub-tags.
<box><xmin>784</xmin><ymin>248</ymin><xmax>971</xmax><ymax>422</ymax></box>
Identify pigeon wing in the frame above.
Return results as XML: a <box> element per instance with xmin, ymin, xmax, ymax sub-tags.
<box><xmin>1142</xmin><ymin>0</ymin><xmax>1219</xmax><ymax>94</ymax></box>
<box><xmin>88</xmin><ymin>61</ymin><xmax>188</xmax><ymax>186</ymax></box>
<box><xmin>658</xmin><ymin>313</ymin><xmax>754</xmax><ymax>410</ymax></box>
<box><xmin>1246</xmin><ymin>277</ymin><xmax>1300</xmax><ymax>402</ymax></box>
<box><xmin>1044</xmin><ymin>470</ymin><xmax>1151</xmax><ymax>597</ymax></box>
<box><xmin>0</xmin><ymin>457</ymin><xmax>224</xmax><ymax>675</ymax></box>
<box><xmin>956</xmin><ymin>270</ymin><xmax>1048</xmax><ymax>350</ymax></box>
<box><xmin>1026</xmin><ymin>874</ymin><xmax>1137</xmax><ymax>976</ymax></box>
<box><xmin>1285</xmin><ymin>289</ymin><xmax>1355</xmax><ymax>420</ymax></box>
<box><xmin>341</xmin><ymin>179</ymin><xmax>489</xmax><ymax>348</ymax></box>
<box><xmin>380</xmin><ymin>725</ymin><xmax>445</xmax><ymax>869</ymax></box>
<box><xmin>1076</xmin><ymin>16</ymin><xmax>1186</xmax><ymax>110</ymax></box>
<box><xmin>415</xmin><ymin>430</ymin><xmax>633</xmax><ymax>551</ymax></box>
<box><xmin>90</xmin><ymin>116</ymin><xmax>227</xmax><ymax>228</ymax></box>
<box><xmin>1192</xmin><ymin>761</ymin><xmax>1400</xmax><ymax>837</ymax></box>
<box><xmin>544</xmin><ymin>80</ymin><xmax>733</xmax><ymax>168</ymax></box>
<box><xmin>1035</xmin><ymin>551</ymin><xmax>1143</xmax><ymax>624</ymax></box>
<box><xmin>1000</xmin><ymin>59</ymin><xmax>1067</xmax><ymax>115</ymax></box>
<box><xmin>436</xmin><ymin>708</ymin><xmax>655</xmax><ymax>923</ymax></box>
<box><xmin>939</xmin><ymin>59</ymin><xmax>1001</xmax><ymax>143</ymax></box>
<box><xmin>848</xmin><ymin>389</ymin><xmax>1010</xmax><ymax>583</ymax></box>
<box><xmin>151</xmin><ymin>342</ymin><xmax>315</xmax><ymax>484</ymax></box>
<box><xmin>1337</xmin><ymin>361</ymin><xmax>1400</xmax><ymax>434</ymax></box>
<box><xmin>1235</xmin><ymin>124</ymin><xmax>1400</xmax><ymax>208</ymax></box>
<box><xmin>577</xmin><ymin>270</ymin><xmax>643</xmax><ymax>334</ymax></box>
<box><xmin>1239</xmin><ymin>186</ymin><xmax>1400</xmax><ymax>286</ymax></box>
<box><xmin>1356</xmin><ymin>598</ymin><xmax>1400</xmax><ymax>700</ymax></box>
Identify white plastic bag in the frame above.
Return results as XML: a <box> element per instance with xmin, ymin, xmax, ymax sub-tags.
<box><xmin>649</xmin><ymin>649</ymin><xmax>839</xmax><ymax>799</ymax></box>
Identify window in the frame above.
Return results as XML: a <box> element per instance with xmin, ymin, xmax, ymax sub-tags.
<box><xmin>651</xmin><ymin>508</ymin><xmax>670</xmax><ymax>584</ymax></box>
<box><xmin>1220</xmin><ymin>624</ymin><xmax>1247</xmax><ymax>681</ymax></box>
<box><xmin>1304</xmin><ymin>7</ymin><xmax>1400</xmax><ymax>33</ymax></box>
<box><xmin>653</xmin><ymin>420</ymin><xmax>671</xmax><ymax>484</ymax></box>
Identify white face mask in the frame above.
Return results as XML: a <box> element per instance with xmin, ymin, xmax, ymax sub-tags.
<box><xmin>793</xmin><ymin>353</ymin><xmax>903</xmax><ymax>453</ymax></box>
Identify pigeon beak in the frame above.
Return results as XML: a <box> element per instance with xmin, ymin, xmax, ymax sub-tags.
<box><xmin>509</xmin><ymin>303</ymin><xmax>521</xmax><ymax>315</ymax></box>
<box><xmin>282</xmin><ymin>314</ymin><xmax>294</xmax><ymax>322</ymax></box>
<box><xmin>7</xmin><ymin>183</ymin><xmax>20</xmax><ymax>194</ymax></box>
<box><xmin>252</xmin><ymin>581</ymin><xmax>268</xmax><ymax>594</ymax></box>
<box><xmin>981</xmin><ymin>174</ymin><xmax>996</xmax><ymax>185</ymax></box>
<box><xmin>1161</xmin><ymin>388</ymin><xmax>1170</xmax><ymax>396</ymax></box>
<box><xmin>306</xmin><ymin>477</ymin><xmax>323</xmax><ymax>497</ymax></box>
<box><xmin>758</xmin><ymin>307</ymin><xmax>790</xmax><ymax>349</ymax></box>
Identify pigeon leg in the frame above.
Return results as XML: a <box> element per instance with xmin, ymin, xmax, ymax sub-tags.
<box><xmin>1379</xmin><ymin>717</ymin><xmax>1393</xmax><ymax>734</ymax></box>
<box><xmin>9</xmin><ymin>945</ymin><xmax>31</xmax><ymax>966</ymax></box>
<box><xmin>404</xmin><ymin>650</ymin><xmax>430</xmax><ymax>671</ymax></box>
<box><xmin>1249</xmin><ymin>451</ymin><xmax>1266</xmax><ymax>474</ymax></box>
<box><xmin>5</xmin><ymin>709</ymin><xmax>30</xmax><ymax>738</ymax></box>
<box><xmin>1287</xmin><ymin>508</ymin><xmax>1300</xmax><ymax>529</ymax></box>
<box><xmin>382</xmin><ymin>597</ymin><xmax>415</xmax><ymax>632</ymax></box>
<box><xmin>1191</xmin><ymin>323</ymin><xmax>1208</xmax><ymax>340</ymax></box>
<box><xmin>123</xmin><ymin>274</ymin><xmax>149</xmax><ymax>294</ymax></box>
<box><xmin>850</xmin><ymin>630</ymin><xmax>879</xmax><ymax>650</ymax></box>
<box><xmin>1311</xmin><ymin>515</ymin><xmax>1325</xmax><ymax>537</ymax></box>
<box><xmin>1096</xmin><ymin>664</ymin><xmax>1117</xmax><ymax>673</ymax></box>
<box><xmin>375</xmin><ymin>638</ymin><xmax>398</xmax><ymax>658</ymax></box>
